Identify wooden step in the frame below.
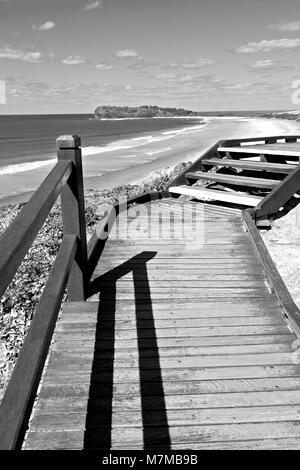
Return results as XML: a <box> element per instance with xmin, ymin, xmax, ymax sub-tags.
<box><xmin>202</xmin><ymin>158</ymin><xmax>295</xmax><ymax>174</ymax></box>
<box><xmin>218</xmin><ymin>146</ymin><xmax>300</xmax><ymax>159</ymax></box>
<box><xmin>185</xmin><ymin>171</ymin><xmax>279</xmax><ymax>189</ymax></box>
<box><xmin>168</xmin><ymin>186</ymin><xmax>263</xmax><ymax>206</ymax></box>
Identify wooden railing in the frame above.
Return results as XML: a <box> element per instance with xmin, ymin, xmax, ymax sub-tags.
<box><xmin>166</xmin><ymin>142</ymin><xmax>219</xmax><ymax>188</ymax></box>
<box><xmin>219</xmin><ymin>135</ymin><xmax>300</xmax><ymax>147</ymax></box>
<box><xmin>243</xmin><ymin>208</ymin><xmax>300</xmax><ymax>337</ymax></box>
<box><xmin>255</xmin><ymin>165</ymin><xmax>300</xmax><ymax>220</ymax></box>
<box><xmin>0</xmin><ymin>135</ymin><xmax>88</xmax><ymax>449</ymax></box>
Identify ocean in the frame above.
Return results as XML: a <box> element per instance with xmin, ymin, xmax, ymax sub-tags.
<box><xmin>0</xmin><ymin>113</ymin><xmax>299</xmax><ymax>203</ymax></box>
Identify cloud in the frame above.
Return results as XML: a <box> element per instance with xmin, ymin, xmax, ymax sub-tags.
<box><xmin>84</xmin><ymin>0</ymin><xmax>102</xmax><ymax>11</ymax></box>
<box><xmin>248</xmin><ymin>59</ymin><xmax>278</xmax><ymax>69</ymax></box>
<box><xmin>0</xmin><ymin>46</ymin><xmax>44</xmax><ymax>63</ymax></box>
<box><xmin>5</xmin><ymin>74</ymin><xmax>291</xmax><ymax>111</ymax></box>
<box><xmin>32</xmin><ymin>21</ymin><xmax>56</xmax><ymax>31</ymax></box>
<box><xmin>166</xmin><ymin>58</ymin><xmax>216</xmax><ymax>69</ymax></box>
<box><xmin>236</xmin><ymin>38</ymin><xmax>300</xmax><ymax>53</ymax></box>
<box><xmin>269</xmin><ymin>21</ymin><xmax>300</xmax><ymax>32</ymax></box>
<box><xmin>62</xmin><ymin>55</ymin><xmax>86</xmax><ymax>65</ymax></box>
<box><xmin>247</xmin><ymin>59</ymin><xmax>294</xmax><ymax>73</ymax></box>
<box><xmin>115</xmin><ymin>49</ymin><xmax>141</xmax><ymax>59</ymax></box>
<box><xmin>154</xmin><ymin>73</ymin><xmax>177</xmax><ymax>80</ymax></box>
<box><xmin>153</xmin><ymin>72</ymin><xmax>194</xmax><ymax>82</ymax></box>
<box><xmin>95</xmin><ymin>63</ymin><xmax>114</xmax><ymax>70</ymax></box>
<box><xmin>224</xmin><ymin>82</ymin><xmax>253</xmax><ymax>91</ymax></box>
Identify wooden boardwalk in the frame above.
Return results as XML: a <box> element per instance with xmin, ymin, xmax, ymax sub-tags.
<box><xmin>23</xmin><ymin>198</ymin><xmax>300</xmax><ymax>450</ymax></box>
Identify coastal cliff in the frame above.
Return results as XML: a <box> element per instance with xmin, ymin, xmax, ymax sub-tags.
<box><xmin>94</xmin><ymin>105</ymin><xmax>201</xmax><ymax>119</ymax></box>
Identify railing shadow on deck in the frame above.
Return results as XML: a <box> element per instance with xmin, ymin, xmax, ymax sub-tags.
<box><xmin>83</xmin><ymin>251</ymin><xmax>171</xmax><ymax>450</ymax></box>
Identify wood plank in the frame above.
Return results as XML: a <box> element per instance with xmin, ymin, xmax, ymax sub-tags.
<box><xmin>89</xmin><ymin>290</ymin><xmax>271</xmax><ymax>301</ymax></box>
<box><xmin>201</xmin><ymin>157</ymin><xmax>295</xmax><ymax>173</ymax></box>
<box><xmin>92</xmin><ymin>273</ymin><xmax>267</xmax><ymax>281</ymax></box>
<box><xmin>60</xmin><ymin>308</ymin><xmax>283</xmax><ymax>320</ymax></box>
<box><xmin>164</xmin><ymin>201</ymin><xmax>242</xmax><ymax>215</ymax></box>
<box><xmin>102</xmin><ymin>237</ymin><xmax>254</xmax><ymax>245</ymax></box>
<box><xmin>146</xmin><ymin>202</ymin><xmax>242</xmax><ymax>216</ymax></box>
<box><xmin>56</xmin><ymin>316</ymin><xmax>284</xmax><ymax>330</ymax></box>
<box><xmin>218</xmin><ymin>146</ymin><xmax>300</xmax><ymax>158</ymax></box>
<box><xmin>169</xmin><ymin>186</ymin><xmax>263</xmax><ymax>206</ymax></box>
<box><xmin>185</xmin><ymin>171</ymin><xmax>279</xmax><ymax>189</ymax></box>
<box><xmin>169</xmin><ymin>438</ymin><xmax>300</xmax><ymax>450</ymax></box>
<box><xmin>252</xmin><ymin>143</ymin><xmax>300</xmax><ymax>151</ymax></box>
<box><xmin>46</xmin><ymin>352</ymin><xmax>296</xmax><ymax>370</ymax></box>
<box><xmin>52</xmin><ymin>334</ymin><xmax>293</xmax><ymax>351</ymax></box>
<box><xmin>101</xmin><ymin>242</ymin><xmax>257</xmax><ymax>250</ymax></box>
<box><xmin>95</xmin><ymin>280</ymin><xmax>266</xmax><ymax>289</ymax></box>
<box><xmin>87</xmin><ymin>296</ymin><xmax>280</xmax><ymax>305</ymax></box>
<box><xmin>53</xmin><ymin>342</ymin><xmax>292</xmax><ymax>357</ymax></box>
<box><xmin>53</xmin><ymin>324</ymin><xmax>290</xmax><ymax>340</ymax></box>
<box><xmin>28</xmin><ymin>405</ymin><xmax>300</xmax><ymax>431</ymax></box>
<box><xmin>64</xmin><ymin>298</ymin><xmax>281</xmax><ymax>312</ymax></box>
<box><xmin>23</xmin><ymin>425</ymin><xmax>300</xmax><ymax>449</ymax></box>
<box><xmin>220</xmin><ymin>135</ymin><xmax>300</xmax><ymax>146</ymax></box>
<box><xmin>39</xmin><ymin>376</ymin><xmax>300</xmax><ymax>397</ymax></box>
<box><xmin>43</xmin><ymin>363</ymin><xmax>300</xmax><ymax>385</ymax></box>
<box><xmin>32</xmin><ymin>389</ymin><xmax>300</xmax><ymax>412</ymax></box>
<box><xmin>98</xmin><ymin>252</ymin><xmax>259</xmax><ymax>259</ymax></box>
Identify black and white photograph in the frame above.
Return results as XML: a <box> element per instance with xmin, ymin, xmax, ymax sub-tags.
<box><xmin>0</xmin><ymin>0</ymin><xmax>300</xmax><ymax>454</ymax></box>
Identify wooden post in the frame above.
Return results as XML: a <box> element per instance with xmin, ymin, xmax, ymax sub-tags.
<box><xmin>57</xmin><ymin>135</ymin><xmax>88</xmax><ymax>300</ymax></box>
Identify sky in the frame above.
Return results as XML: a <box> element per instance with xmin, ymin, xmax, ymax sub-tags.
<box><xmin>0</xmin><ymin>0</ymin><xmax>300</xmax><ymax>114</ymax></box>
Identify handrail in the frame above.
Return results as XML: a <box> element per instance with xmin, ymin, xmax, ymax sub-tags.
<box><xmin>0</xmin><ymin>135</ymin><xmax>88</xmax><ymax>449</ymax></box>
<box><xmin>0</xmin><ymin>235</ymin><xmax>78</xmax><ymax>450</ymax></box>
<box><xmin>165</xmin><ymin>142</ymin><xmax>219</xmax><ymax>188</ymax></box>
<box><xmin>0</xmin><ymin>160</ymin><xmax>72</xmax><ymax>299</ymax></box>
<box><xmin>255</xmin><ymin>164</ymin><xmax>300</xmax><ymax>220</ymax></box>
<box><xmin>243</xmin><ymin>209</ymin><xmax>300</xmax><ymax>337</ymax></box>
<box><xmin>219</xmin><ymin>135</ymin><xmax>300</xmax><ymax>146</ymax></box>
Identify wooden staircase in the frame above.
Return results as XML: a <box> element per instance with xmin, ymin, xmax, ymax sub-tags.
<box><xmin>2</xmin><ymin>134</ymin><xmax>300</xmax><ymax>450</ymax></box>
<box><xmin>169</xmin><ymin>137</ymin><xmax>300</xmax><ymax>209</ymax></box>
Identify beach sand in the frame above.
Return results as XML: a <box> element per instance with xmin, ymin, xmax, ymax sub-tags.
<box><xmin>261</xmin><ymin>204</ymin><xmax>300</xmax><ymax>310</ymax></box>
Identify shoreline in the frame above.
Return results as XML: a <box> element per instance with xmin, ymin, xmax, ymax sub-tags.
<box><xmin>0</xmin><ymin>115</ymin><xmax>299</xmax><ymax>207</ymax></box>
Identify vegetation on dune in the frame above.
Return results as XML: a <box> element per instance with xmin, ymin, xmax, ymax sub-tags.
<box><xmin>94</xmin><ymin>104</ymin><xmax>201</xmax><ymax>119</ymax></box>
<box><xmin>0</xmin><ymin>161</ymin><xmax>191</xmax><ymax>398</ymax></box>
<box><xmin>259</xmin><ymin>111</ymin><xmax>300</xmax><ymax>121</ymax></box>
